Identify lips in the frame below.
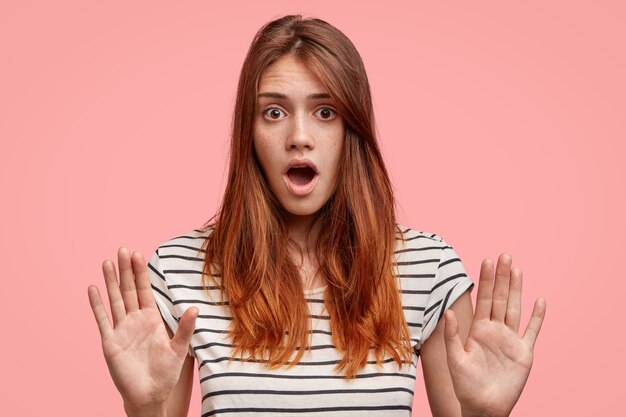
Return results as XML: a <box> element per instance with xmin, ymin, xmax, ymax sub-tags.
<box><xmin>283</xmin><ymin>159</ymin><xmax>319</xmax><ymax>196</ymax></box>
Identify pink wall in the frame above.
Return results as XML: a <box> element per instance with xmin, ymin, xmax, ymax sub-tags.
<box><xmin>1</xmin><ymin>1</ymin><xmax>623</xmax><ymax>415</ymax></box>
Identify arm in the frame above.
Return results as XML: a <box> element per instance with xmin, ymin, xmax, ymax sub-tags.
<box><xmin>420</xmin><ymin>291</ymin><xmax>473</xmax><ymax>417</ymax></box>
<box><xmin>420</xmin><ymin>254</ymin><xmax>546</xmax><ymax>417</ymax></box>
<box><xmin>163</xmin><ymin>327</ymin><xmax>196</xmax><ymax>417</ymax></box>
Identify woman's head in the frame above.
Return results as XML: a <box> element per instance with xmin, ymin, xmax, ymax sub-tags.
<box><xmin>227</xmin><ymin>14</ymin><xmax>387</xmax><ymax>226</ymax></box>
<box><xmin>203</xmin><ymin>15</ymin><xmax>411</xmax><ymax>379</ymax></box>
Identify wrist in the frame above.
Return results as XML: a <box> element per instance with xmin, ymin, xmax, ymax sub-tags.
<box><xmin>123</xmin><ymin>400</ymin><xmax>167</xmax><ymax>417</ymax></box>
<box><xmin>461</xmin><ymin>408</ymin><xmax>508</xmax><ymax>417</ymax></box>
<box><xmin>461</xmin><ymin>411</ymin><xmax>488</xmax><ymax>417</ymax></box>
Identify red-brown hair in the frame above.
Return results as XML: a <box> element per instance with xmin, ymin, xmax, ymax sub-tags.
<box><xmin>201</xmin><ymin>14</ymin><xmax>412</xmax><ymax>378</ymax></box>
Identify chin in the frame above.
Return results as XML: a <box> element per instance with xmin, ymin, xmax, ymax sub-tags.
<box><xmin>283</xmin><ymin>205</ymin><xmax>322</xmax><ymax>218</ymax></box>
<box><xmin>279</xmin><ymin>199</ymin><xmax>325</xmax><ymax>219</ymax></box>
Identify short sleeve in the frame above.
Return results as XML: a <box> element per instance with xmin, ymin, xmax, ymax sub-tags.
<box><xmin>418</xmin><ymin>240</ymin><xmax>474</xmax><ymax>347</ymax></box>
<box><xmin>146</xmin><ymin>249</ymin><xmax>180</xmax><ymax>336</ymax></box>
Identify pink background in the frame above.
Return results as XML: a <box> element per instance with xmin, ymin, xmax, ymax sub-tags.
<box><xmin>1</xmin><ymin>0</ymin><xmax>624</xmax><ymax>415</ymax></box>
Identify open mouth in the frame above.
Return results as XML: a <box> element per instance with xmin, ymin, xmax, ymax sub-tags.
<box><xmin>287</xmin><ymin>166</ymin><xmax>317</xmax><ymax>185</ymax></box>
<box><xmin>284</xmin><ymin>164</ymin><xmax>319</xmax><ymax>196</ymax></box>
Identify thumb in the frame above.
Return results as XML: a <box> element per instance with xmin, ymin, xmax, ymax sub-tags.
<box><xmin>170</xmin><ymin>307</ymin><xmax>198</xmax><ymax>356</ymax></box>
<box><xmin>443</xmin><ymin>310</ymin><xmax>465</xmax><ymax>366</ymax></box>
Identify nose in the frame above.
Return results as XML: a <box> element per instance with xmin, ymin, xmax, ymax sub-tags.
<box><xmin>286</xmin><ymin>113</ymin><xmax>314</xmax><ymax>150</ymax></box>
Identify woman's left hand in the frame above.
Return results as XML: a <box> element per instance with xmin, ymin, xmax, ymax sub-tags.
<box><xmin>443</xmin><ymin>254</ymin><xmax>546</xmax><ymax>417</ymax></box>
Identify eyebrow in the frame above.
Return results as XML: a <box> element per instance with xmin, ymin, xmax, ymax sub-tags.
<box><xmin>257</xmin><ymin>92</ymin><xmax>332</xmax><ymax>100</ymax></box>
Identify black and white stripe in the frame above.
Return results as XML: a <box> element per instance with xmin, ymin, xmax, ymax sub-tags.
<box><xmin>148</xmin><ymin>225</ymin><xmax>473</xmax><ymax>416</ymax></box>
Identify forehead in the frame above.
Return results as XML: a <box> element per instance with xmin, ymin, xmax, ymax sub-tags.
<box><xmin>258</xmin><ymin>55</ymin><xmax>327</xmax><ymax>95</ymax></box>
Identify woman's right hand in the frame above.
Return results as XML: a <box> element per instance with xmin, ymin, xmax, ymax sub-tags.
<box><xmin>88</xmin><ymin>248</ymin><xmax>198</xmax><ymax>416</ymax></box>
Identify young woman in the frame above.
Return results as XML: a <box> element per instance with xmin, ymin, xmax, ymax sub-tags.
<box><xmin>88</xmin><ymin>15</ymin><xmax>546</xmax><ymax>417</ymax></box>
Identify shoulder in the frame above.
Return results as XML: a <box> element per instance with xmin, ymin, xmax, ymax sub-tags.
<box><xmin>148</xmin><ymin>226</ymin><xmax>214</xmax><ymax>278</ymax></box>
<box><xmin>393</xmin><ymin>224</ymin><xmax>472</xmax><ymax>300</ymax></box>
<box><xmin>395</xmin><ymin>225</ymin><xmax>474</xmax><ymax>347</ymax></box>
<box><xmin>394</xmin><ymin>224</ymin><xmax>469</xmax><ymax>279</ymax></box>
<box><xmin>394</xmin><ymin>224</ymin><xmax>452</xmax><ymax>255</ymax></box>
<box><xmin>393</xmin><ymin>223</ymin><xmax>457</xmax><ymax>276</ymax></box>
<box><xmin>153</xmin><ymin>226</ymin><xmax>214</xmax><ymax>257</ymax></box>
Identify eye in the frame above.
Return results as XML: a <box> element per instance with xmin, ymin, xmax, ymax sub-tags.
<box><xmin>263</xmin><ymin>107</ymin><xmax>285</xmax><ymax>120</ymax></box>
<box><xmin>316</xmin><ymin>107</ymin><xmax>337</xmax><ymax>120</ymax></box>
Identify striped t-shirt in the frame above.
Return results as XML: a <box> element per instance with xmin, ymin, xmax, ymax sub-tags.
<box><xmin>147</xmin><ymin>225</ymin><xmax>474</xmax><ymax>417</ymax></box>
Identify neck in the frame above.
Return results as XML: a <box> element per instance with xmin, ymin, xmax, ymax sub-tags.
<box><xmin>285</xmin><ymin>212</ymin><xmax>318</xmax><ymax>254</ymax></box>
<box><xmin>285</xmin><ymin>212</ymin><xmax>325</xmax><ymax>290</ymax></box>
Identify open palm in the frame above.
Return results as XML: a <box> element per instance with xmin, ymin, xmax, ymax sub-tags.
<box><xmin>444</xmin><ymin>254</ymin><xmax>546</xmax><ymax>417</ymax></box>
<box><xmin>88</xmin><ymin>248</ymin><xmax>198</xmax><ymax>411</ymax></box>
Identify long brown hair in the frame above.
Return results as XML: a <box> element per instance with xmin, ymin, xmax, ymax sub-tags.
<box><xmin>201</xmin><ymin>14</ymin><xmax>412</xmax><ymax>378</ymax></box>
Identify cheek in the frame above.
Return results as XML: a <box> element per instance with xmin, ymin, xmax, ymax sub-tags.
<box><xmin>253</xmin><ymin>136</ymin><xmax>281</xmax><ymax>180</ymax></box>
<box><xmin>252</xmin><ymin>128</ymin><xmax>270</xmax><ymax>167</ymax></box>
<box><xmin>253</xmin><ymin>123</ymin><xmax>279</xmax><ymax>158</ymax></box>
<box><xmin>328</xmin><ymin>130</ymin><xmax>345</xmax><ymax>171</ymax></box>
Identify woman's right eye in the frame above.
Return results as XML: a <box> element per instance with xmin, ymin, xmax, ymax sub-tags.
<box><xmin>264</xmin><ymin>107</ymin><xmax>285</xmax><ymax>120</ymax></box>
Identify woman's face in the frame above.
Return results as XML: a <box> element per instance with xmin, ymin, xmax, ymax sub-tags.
<box><xmin>253</xmin><ymin>55</ymin><xmax>345</xmax><ymax>222</ymax></box>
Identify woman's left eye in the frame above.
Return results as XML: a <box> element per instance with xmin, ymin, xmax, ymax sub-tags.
<box><xmin>316</xmin><ymin>107</ymin><xmax>336</xmax><ymax>120</ymax></box>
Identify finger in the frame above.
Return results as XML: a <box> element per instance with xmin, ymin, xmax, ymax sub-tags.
<box><xmin>505</xmin><ymin>267</ymin><xmax>522</xmax><ymax>332</ymax></box>
<box><xmin>118</xmin><ymin>247</ymin><xmax>139</xmax><ymax>313</ymax></box>
<box><xmin>491</xmin><ymin>253</ymin><xmax>512</xmax><ymax>322</ymax></box>
<box><xmin>474</xmin><ymin>258</ymin><xmax>495</xmax><ymax>320</ymax></box>
<box><xmin>132</xmin><ymin>251</ymin><xmax>158</xmax><ymax>310</ymax></box>
<box><xmin>170</xmin><ymin>307</ymin><xmax>199</xmax><ymax>358</ymax></box>
<box><xmin>87</xmin><ymin>285</ymin><xmax>113</xmax><ymax>340</ymax></box>
<box><xmin>523</xmin><ymin>298</ymin><xmax>546</xmax><ymax>350</ymax></box>
<box><xmin>103</xmin><ymin>259</ymin><xmax>126</xmax><ymax>326</ymax></box>
<box><xmin>443</xmin><ymin>310</ymin><xmax>465</xmax><ymax>366</ymax></box>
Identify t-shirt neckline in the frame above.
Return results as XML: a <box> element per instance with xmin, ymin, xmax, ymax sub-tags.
<box><xmin>303</xmin><ymin>285</ymin><xmax>327</xmax><ymax>296</ymax></box>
